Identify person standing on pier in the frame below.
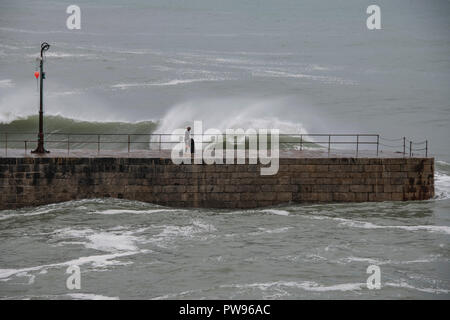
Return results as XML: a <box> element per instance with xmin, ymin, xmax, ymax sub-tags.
<box><xmin>185</xmin><ymin>126</ymin><xmax>192</xmax><ymax>154</ymax></box>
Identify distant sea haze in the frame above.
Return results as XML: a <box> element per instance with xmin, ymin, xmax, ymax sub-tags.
<box><xmin>0</xmin><ymin>0</ymin><xmax>449</xmax><ymax>300</ymax></box>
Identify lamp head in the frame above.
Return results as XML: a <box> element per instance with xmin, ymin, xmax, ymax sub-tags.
<box><xmin>40</xmin><ymin>42</ymin><xmax>50</xmax><ymax>57</ymax></box>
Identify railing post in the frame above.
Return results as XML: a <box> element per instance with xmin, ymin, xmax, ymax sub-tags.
<box><xmin>5</xmin><ymin>133</ymin><xmax>7</xmax><ymax>157</ymax></box>
<box><xmin>159</xmin><ymin>134</ymin><xmax>161</xmax><ymax>151</ymax></box>
<box><xmin>425</xmin><ymin>140</ymin><xmax>428</xmax><ymax>157</ymax></box>
<box><xmin>403</xmin><ymin>137</ymin><xmax>406</xmax><ymax>157</ymax></box>
<box><xmin>300</xmin><ymin>135</ymin><xmax>303</xmax><ymax>151</ymax></box>
<box><xmin>67</xmin><ymin>135</ymin><xmax>70</xmax><ymax>155</ymax></box>
<box><xmin>376</xmin><ymin>135</ymin><xmax>379</xmax><ymax>157</ymax></box>
<box><xmin>128</xmin><ymin>135</ymin><xmax>130</xmax><ymax>153</ymax></box>
<box><xmin>328</xmin><ymin>135</ymin><xmax>331</xmax><ymax>156</ymax></box>
<box><xmin>24</xmin><ymin>140</ymin><xmax>27</xmax><ymax>154</ymax></box>
<box><xmin>97</xmin><ymin>135</ymin><xmax>100</xmax><ymax>154</ymax></box>
<box><xmin>409</xmin><ymin>141</ymin><xmax>412</xmax><ymax>157</ymax></box>
<box><xmin>356</xmin><ymin>134</ymin><xmax>359</xmax><ymax>158</ymax></box>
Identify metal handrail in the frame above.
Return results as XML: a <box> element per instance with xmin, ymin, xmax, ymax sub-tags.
<box><xmin>0</xmin><ymin>132</ymin><xmax>428</xmax><ymax>157</ymax></box>
<box><xmin>0</xmin><ymin>132</ymin><xmax>380</xmax><ymax>136</ymax></box>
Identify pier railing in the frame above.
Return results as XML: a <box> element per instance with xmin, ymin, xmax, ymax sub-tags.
<box><xmin>0</xmin><ymin>132</ymin><xmax>428</xmax><ymax>157</ymax></box>
<box><xmin>378</xmin><ymin>136</ymin><xmax>429</xmax><ymax>157</ymax></box>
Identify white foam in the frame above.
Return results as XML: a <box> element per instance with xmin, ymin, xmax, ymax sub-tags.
<box><xmin>0</xmin><ymin>293</ymin><xmax>119</xmax><ymax>300</ymax></box>
<box><xmin>16</xmin><ymin>272</ymin><xmax>35</xmax><ymax>284</ymax></box>
<box><xmin>159</xmin><ymin>79</ymin><xmax>223</xmax><ymax>86</ymax></box>
<box><xmin>146</xmin><ymin>220</ymin><xmax>216</xmax><ymax>247</ymax></box>
<box><xmin>260</xmin><ymin>209</ymin><xmax>290</xmax><ymax>216</ymax></box>
<box><xmin>253</xmin><ymin>69</ymin><xmax>357</xmax><ymax>85</ymax></box>
<box><xmin>192</xmin><ymin>220</ymin><xmax>217</xmax><ymax>232</ymax></box>
<box><xmin>223</xmin><ymin>280</ymin><xmax>366</xmax><ymax>292</ymax></box>
<box><xmin>47</xmin><ymin>90</ymin><xmax>83</xmax><ymax>97</ymax></box>
<box><xmin>435</xmin><ymin>171</ymin><xmax>450</xmax><ymax>200</ymax></box>
<box><xmin>0</xmin><ymin>208</ymin><xmax>57</xmax><ymax>221</ymax></box>
<box><xmin>339</xmin><ymin>220</ymin><xmax>450</xmax><ymax>235</ymax></box>
<box><xmin>249</xmin><ymin>227</ymin><xmax>292</xmax><ymax>236</ymax></box>
<box><xmin>308</xmin><ymin>215</ymin><xmax>450</xmax><ymax>235</ymax></box>
<box><xmin>304</xmin><ymin>254</ymin><xmax>328</xmax><ymax>262</ymax></box>
<box><xmin>66</xmin><ymin>293</ymin><xmax>119</xmax><ymax>300</ymax></box>
<box><xmin>0</xmin><ymin>251</ymin><xmax>144</xmax><ymax>281</ymax></box>
<box><xmin>53</xmin><ymin>228</ymin><xmax>143</xmax><ymax>252</ymax></box>
<box><xmin>0</xmin><ymin>44</ymin><xmax>19</xmax><ymax>50</ymax></box>
<box><xmin>0</xmin><ymin>27</ymin><xmax>77</xmax><ymax>35</ymax></box>
<box><xmin>111</xmin><ymin>78</ymin><xmax>225</xmax><ymax>90</ymax></box>
<box><xmin>338</xmin><ymin>255</ymin><xmax>442</xmax><ymax>265</ymax></box>
<box><xmin>152</xmin><ymin>280</ymin><xmax>374</xmax><ymax>300</ymax></box>
<box><xmin>385</xmin><ymin>282</ymin><xmax>450</xmax><ymax>295</ymax></box>
<box><xmin>151</xmin><ymin>289</ymin><xmax>202</xmax><ymax>300</ymax></box>
<box><xmin>26</xmin><ymin>52</ymin><xmax>96</xmax><ymax>59</ymax></box>
<box><xmin>86</xmin><ymin>233</ymin><xmax>139</xmax><ymax>252</ymax></box>
<box><xmin>0</xmin><ymin>79</ymin><xmax>14</xmax><ymax>88</ymax></box>
<box><xmin>93</xmin><ymin>209</ymin><xmax>175</xmax><ymax>215</ymax></box>
<box><xmin>308</xmin><ymin>64</ymin><xmax>330</xmax><ymax>71</ymax></box>
<box><xmin>152</xmin><ymin>280</ymin><xmax>365</xmax><ymax>300</ymax></box>
<box><xmin>185</xmin><ymin>50</ymin><xmax>294</xmax><ymax>57</ymax></box>
<box><xmin>340</xmin><ymin>256</ymin><xmax>381</xmax><ymax>264</ymax></box>
<box><xmin>155</xmin><ymin>221</ymin><xmax>216</xmax><ymax>238</ymax></box>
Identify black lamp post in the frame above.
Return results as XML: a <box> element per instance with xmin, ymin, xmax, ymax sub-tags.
<box><xmin>32</xmin><ymin>42</ymin><xmax>50</xmax><ymax>154</ymax></box>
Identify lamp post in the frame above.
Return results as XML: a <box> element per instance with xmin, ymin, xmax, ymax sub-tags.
<box><xmin>32</xmin><ymin>42</ymin><xmax>50</xmax><ymax>154</ymax></box>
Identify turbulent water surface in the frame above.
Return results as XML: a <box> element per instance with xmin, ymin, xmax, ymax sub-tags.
<box><xmin>0</xmin><ymin>161</ymin><xmax>448</xmax><ymax>300</ymax></box>
<box><xmin>1</xmin><ymin>0</ymin><xmax>450</xmax><ymax>299</ymax></box>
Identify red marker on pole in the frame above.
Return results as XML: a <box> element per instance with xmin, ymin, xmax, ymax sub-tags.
<box><xmin>34</xmin><ymin>71</ymin><xmax>39</xmax><ymax>90</ymax></box>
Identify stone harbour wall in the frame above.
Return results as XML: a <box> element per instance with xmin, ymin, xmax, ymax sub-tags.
<box><xmin>0</xmin><ymin>157</ymin><xmax>434</xmax><ymax>210</ymax></box>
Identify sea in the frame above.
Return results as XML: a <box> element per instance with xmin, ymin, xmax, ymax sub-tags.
<box><xmin>0</xmin><ymin>0</ymin><xmax>449</xmax><ymax>299</ymax></box>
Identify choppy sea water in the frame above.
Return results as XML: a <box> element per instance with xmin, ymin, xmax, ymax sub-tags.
<box><xmin>0</xmin><ymin>161</ymin><xmax>449</xmax><ymax>300</ymax></box>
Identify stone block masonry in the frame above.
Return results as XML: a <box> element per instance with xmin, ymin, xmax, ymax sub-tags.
<box><xmin>0</xmin><ymin>157</ymin><xmax>434</xmax><ymax>210</ymax></box>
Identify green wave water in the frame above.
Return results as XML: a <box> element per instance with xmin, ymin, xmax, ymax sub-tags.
<box><xmin>0</xmin><ymin>115</ymin><xmax>320</xmax><ymax>151</ymax></box>
<box><xmin>0</xmin><ymin>115</ymin><xmax>159</xmax><ymax>135</ymax></box>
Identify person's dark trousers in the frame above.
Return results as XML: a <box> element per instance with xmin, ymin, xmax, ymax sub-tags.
<box><xmin>190</xmin><ymin>138</ymin><xmax>195</xmax><ymax>154</ymax></box>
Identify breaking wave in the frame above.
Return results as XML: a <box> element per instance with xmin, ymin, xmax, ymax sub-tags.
<box><xmin>154</xmin><ymin>97</ymin><xmax>309</xmax><ymax>134</ymax></box>
<box><xmin>436</xmin><ymin>161</ymin><xmax>450</xmax><ymax>200</ymax></box>
<box><xmin>0</xmin><ymin>115</ymin><xmax>158</xmax><ymax>135</ymax></box>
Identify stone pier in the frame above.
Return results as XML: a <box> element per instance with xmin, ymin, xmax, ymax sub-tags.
<box><xmin>0</xmin><ymin>151</ymin><xmax>434</xmax><ymax>210</ymax></box>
